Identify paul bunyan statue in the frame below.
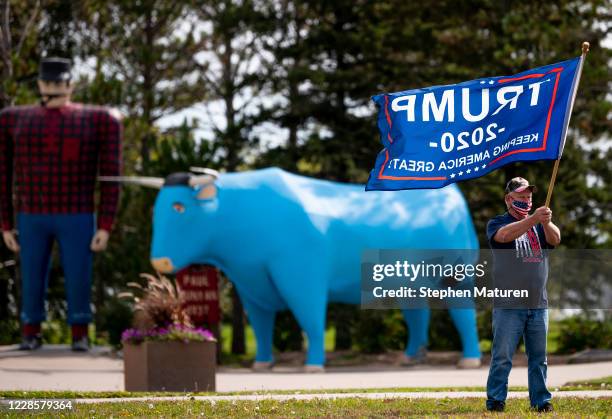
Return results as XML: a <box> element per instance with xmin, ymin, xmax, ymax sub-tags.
<box><xmin>0</xmin><ymin>57</ymin><xmax>122</xmax><ymax>351</ymax></box>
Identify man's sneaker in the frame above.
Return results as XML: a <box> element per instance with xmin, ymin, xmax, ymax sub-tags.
<box><xmin>71</xmin><ymin>336</ymin><xmax>89</xmax><ymax>352</ymax></box>
<box><xmin>536</xmin><ymin>402</ymin><xmax>553</xmax><ymax>413</ymax></box>
<box><xmin>18</xmin><ymin>335</ymin><xmax>43</xmax><ymax>351</ymax></box>
<box><xmin>486</xmin><ymin>401</ymin><xmax>505</xmax><ymax>412</ymax></box>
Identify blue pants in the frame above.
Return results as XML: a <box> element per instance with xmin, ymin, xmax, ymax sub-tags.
<box><xmin>486</xmin><ymin>308</ymin><xmax>551</xmax><ymax>409</ymax></box>
<box><xmin>18</xmin><ymin>213</ymin><xmax>95</xmax><ymax>325</ymax></box>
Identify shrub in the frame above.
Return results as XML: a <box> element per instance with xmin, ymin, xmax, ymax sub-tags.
<box><xmin>556</xmin><ymin>315</ymin><xmax>612</xmax><ymax>354</ymax></box>
<box><xmin>121</xmin><ymin>324</ymin><xmax>215</xmax><ymax>344</ymax></box>
<box><xmin>273</xmin><ymin>310</ymin><xmax>303</xmax><ymax>351</ymax></box>
<box><xmin>119</xmin><ymin>273</ymin><xmax>214</xmax><ymax>345</ymax></box>
<box><xmin>96</xmin><ymin>298</ymin><xmax>133</xmax><ymax>347</ymax></box>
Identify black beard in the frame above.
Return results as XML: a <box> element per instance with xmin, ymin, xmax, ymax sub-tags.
<box><xmin>40</xmin><ymin>93</ymin><xmax>68</xmax><ymax>106</ymax></box>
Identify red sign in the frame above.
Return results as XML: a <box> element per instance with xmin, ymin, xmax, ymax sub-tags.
<box><xmin>175</xmin><ymin>265</ymin><xmax>220</xmax><ymax>324</ymax></box>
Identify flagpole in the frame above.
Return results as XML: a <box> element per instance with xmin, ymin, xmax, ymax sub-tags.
<box><xmin>544</xmin><ymin>41</ymin><xmax>590</xmax><ymax>208</ymax></box>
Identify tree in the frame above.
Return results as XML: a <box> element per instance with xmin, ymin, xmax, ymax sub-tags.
<box><xmin>0</xmin><ymin>0</ymin><xmax>46</xmax><ymax>342</ymax></box>
<box><xmin>74</xmin><ymin>0</ymin><xmax>207</xmax><ymax>170</ymax></box>
<box><xmin>0</xmin><ymin>0</ymin><xmax>41</xmax><ymax>107</ymax></box>
<box><xmin>255</xmin><ymin>0</ymin><xmax>312</xmax><ymax>171</ymax></box>
<box><xmin>193</xmin><ymin>0</ymin><xmax>274</xmax><ymax>354</ymax></box>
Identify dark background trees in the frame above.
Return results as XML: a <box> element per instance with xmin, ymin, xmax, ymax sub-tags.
<box><xmin>0</xmin><ymin>0</ymin><xmax>609</xmax><ymax>356</ymax></box>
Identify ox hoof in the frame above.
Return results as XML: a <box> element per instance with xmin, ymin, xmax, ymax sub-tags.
<box><xmin>303</xmin><ymin>364</ymin><xmax>325</xmax><ymax>373</ymax></box>
<box><xmin>456</xmin><ymin>357</ymin><xmax>482</xmax><ymax>369</ymax></box>
<box><xmin>252</xmin><ymin>361</ymin><xmax>274</xmax><ymax>371</ymax></box>
<box><xmin>399</xmin><ymin>353</ymin><xmax>427</xmax><ymax>367</ymax></box>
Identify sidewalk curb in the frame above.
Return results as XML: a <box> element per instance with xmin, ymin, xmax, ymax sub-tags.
<box><xmin>74</xmin><ymin>390</ymin><xmax>612</xmax><ymax>404</ymax></box>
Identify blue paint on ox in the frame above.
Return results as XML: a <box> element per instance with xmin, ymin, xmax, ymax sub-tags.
<box><xmin>151</xmin><ymin>167</ymin><xmax>481</xmax><ymax>366</ymax></box>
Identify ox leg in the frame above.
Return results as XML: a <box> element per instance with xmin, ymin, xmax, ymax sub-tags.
<box><xmin>268</xmin><ymin>268</ymin><xmax>327</xmax><ymax>369</ymax></box>
<box><xmin>449</xmin><ymin>308</ymin><xmax>482</xmax><ymax>363</ymax></box>
<box><xmin>266</xmin><ymin>257</ymin><xmax>327</xmax><ymax>369</ymax></box>
<box><xmin>242</xmin><ymin>299</ymin><xmax>276</xmax><ymax>368</ymax></box>
<box><xmin>283</xmin><ymin>297</ymin><xmax>326</xmax><ymax>368</ymax></box>
<box><xmin>401</xmin><ymin>308</ymin><xmax>430</xmax><ymax>360</ymax></box>
<box><xmin>296</xmin><ymin>309</ymin><xmax>326</xmax><ymax>370</ymax></box>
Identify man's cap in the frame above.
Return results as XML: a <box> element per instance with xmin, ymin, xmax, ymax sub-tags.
<box><xmin>505</xmin><ymin>177</ymin><xmax>537</xmax><ymax>194</ymax></box>
<box><xmin>39</xmin><ymin>57</ymin><xmax>72</xmax><ymax>82</ymax></box>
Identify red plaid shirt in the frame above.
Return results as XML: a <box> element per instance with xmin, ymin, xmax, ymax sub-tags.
<box><xmin>0</xmin><ymin>103</ymin><xmax>122</xmax><ymax>231</ymax></box>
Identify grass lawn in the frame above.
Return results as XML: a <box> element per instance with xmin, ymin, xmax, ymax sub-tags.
<box><xmin>1</xmin><ymin>397</ymin><xmax>610</xmax><ymax>418</ymax></box>
<box><xmin>1</xmin><ymin>378</ymin><xmax>610</xmax><ymax>417</ymax></box>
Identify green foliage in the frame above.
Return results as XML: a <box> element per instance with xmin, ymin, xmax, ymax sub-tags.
<box><xmin>352</xmin><ymin>310</ymin><xmax>406</xmax><ymax>354</ymax></box>
<box><xmin>353</xmin><ymin>310</ymin><xmax>495</xmax><ymax>354</ymax></box>
<box><xmin>427</xmin><ymin>311</ymin><xmax>463</xmax><ymax>351</ymax></box>
<box><xmin>2</xmin><ymin>395</ymin><xmax>608</xmax><ymax>417</ymax></box>
<box><xmin>0</xmin><ymin>317</ymin><xmax>19</xmax><ymax>345</ymax></box>
<box><xmin>477</xmin><ymin>309</ymin><xmax>494</xmax><ymax>343</ymax></box>
<box><xmin>150</xmin><ymin>121</ymin><xmax>219</xmax><ymax>176</ymax></box>
<box><xmin>74</xmin><ymin>0</ymin><xmax>208</xmax><ymax>166</ymax></box>
<box><xmin>41</xmin><ymin>320</ymin><xmax>71</xmax><ymax>344</ymax></box>
<box><xmin>193</xmin><ymin>0</ymin><xmax>275</xmax><ymax>171</ymax></box>
<box><xmin>96</xmin><ymin>298</ymin><xmax>133</xmax><ymax>347</ymax></box>
<box><xmin>327</xmin><ymin>303</ymin><xmax>358</xmax><ymax>350</ymax></box>
<box><xmin>0</xmin><ymin>259</ymin><xmax>18</xmax><ymax>344</ymax></box>
<box><xmin>273</xmin><ymin>310</ymin><xmax>303</xmax><ymax>352</ymax></box>
<box><xmin>556</xmin><ymin>314</ymin><xmax>612</xmax><ymax>354</ymax></box>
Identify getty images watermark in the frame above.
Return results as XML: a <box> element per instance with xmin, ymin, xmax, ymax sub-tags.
<box><xmin>361</xmin><ymin>249</ymin><xmax>612</xmax><ymax>310</ymax></box>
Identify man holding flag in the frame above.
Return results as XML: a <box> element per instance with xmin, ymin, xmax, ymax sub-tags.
<box><xmin>485</xmin><ymin>177</ymin><xmax>560</xmax><ymax>412</ymax></box>
<box><xmin>366</xmin><ymin>43</ymin><xmax>588</xmax><ymax>412</ymax></box>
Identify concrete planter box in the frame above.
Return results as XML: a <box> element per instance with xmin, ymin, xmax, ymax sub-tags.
<box><xmin>124</xmin><ymin>340</ymin><xmax>216</xmax><ymax>392</ymax></box>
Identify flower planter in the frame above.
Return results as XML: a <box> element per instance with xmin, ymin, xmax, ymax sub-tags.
<box><xmin>123</xmin><ymin>340</ymin><xmax>216</xmax><ymax>392</ymax></box>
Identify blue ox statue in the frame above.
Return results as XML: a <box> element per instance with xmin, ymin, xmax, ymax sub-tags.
<box><xmin>102</xmin><ymin>168</ymin><xmax>481</xmax><ymax>370</ymax></box>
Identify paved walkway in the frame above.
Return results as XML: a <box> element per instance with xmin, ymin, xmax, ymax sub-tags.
<box><xmin>73</xmin><ymin>390</ymin><xmax>612</xmax><ymax>403</ymax></box>
<box><xmin>1</xmin><ymin>345</ymin><xmax>611</xmax><ymax>393</ymax></box>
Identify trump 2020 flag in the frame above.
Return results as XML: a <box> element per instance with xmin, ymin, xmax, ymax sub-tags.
<box><xmin>366</xmin><ymin>57</ymin><xmax>581</xmax><ymax>191</ymax></box>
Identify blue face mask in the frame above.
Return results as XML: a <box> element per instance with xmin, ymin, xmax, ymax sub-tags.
<box><xmin>511</xmin><ymin>199</ymin><xmax>532</xmax><ymax>217</ymax></box>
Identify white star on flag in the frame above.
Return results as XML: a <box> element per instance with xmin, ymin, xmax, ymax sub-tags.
<box><xmin>450</xmin><ymin>173</ymin><xmax>455</xmax><ymax>178</ymax></box>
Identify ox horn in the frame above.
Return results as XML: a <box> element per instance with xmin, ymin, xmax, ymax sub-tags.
<box><xmin>189</xmin><ymin>167</ymin><xmax>220</xmax><ymax>178</ymax></box>
<box><xmin>98</xmin><ymin>176</ymin><xmax>164</xmax><ymax>189</ymax></box>
<box><xmin>188</xmin><ymin>175</ymin><xmax>216</xmax><ymax>187</ymax></box>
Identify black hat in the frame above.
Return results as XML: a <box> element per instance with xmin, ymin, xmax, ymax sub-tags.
<box><xmin>505</xmin><ymin>177</ymin><xmax>537</xmax><ymax>194</ymax></box>
<box><xmin>39</xmin><ymin>57</ymin><xmax>72</xmax><ymax>82</ymax></box>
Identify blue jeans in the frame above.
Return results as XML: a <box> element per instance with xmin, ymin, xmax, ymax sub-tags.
<box><xmin>18</xmin><ymin>213</ymin><xmax>95</xmax><ymax>325</ymax></box>
<box><xmin>486</xmin><ymin>308</ymin><xmax>551</xmax><ymax>409</ymax></box>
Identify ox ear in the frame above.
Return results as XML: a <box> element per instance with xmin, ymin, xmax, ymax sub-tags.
<box><xmin>196</xmin><ymin>183</ymin><xmax>217</xmax><ymax>200</ymax></box>
<box><xmin>188</xmin><ymin>173</ymin><xmax>218</xmax><ymax>200</ymax></box>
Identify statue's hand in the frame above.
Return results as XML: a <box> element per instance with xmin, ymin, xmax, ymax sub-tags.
<box><xmin>90</xmin><ymin>229</ymin><xmax>110</xmax><ymax>252</ymax></box>
<box><xmin>2</xmin><ymin>230</ymin><xmax>20</xmax><ymax>253</ymax></box>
